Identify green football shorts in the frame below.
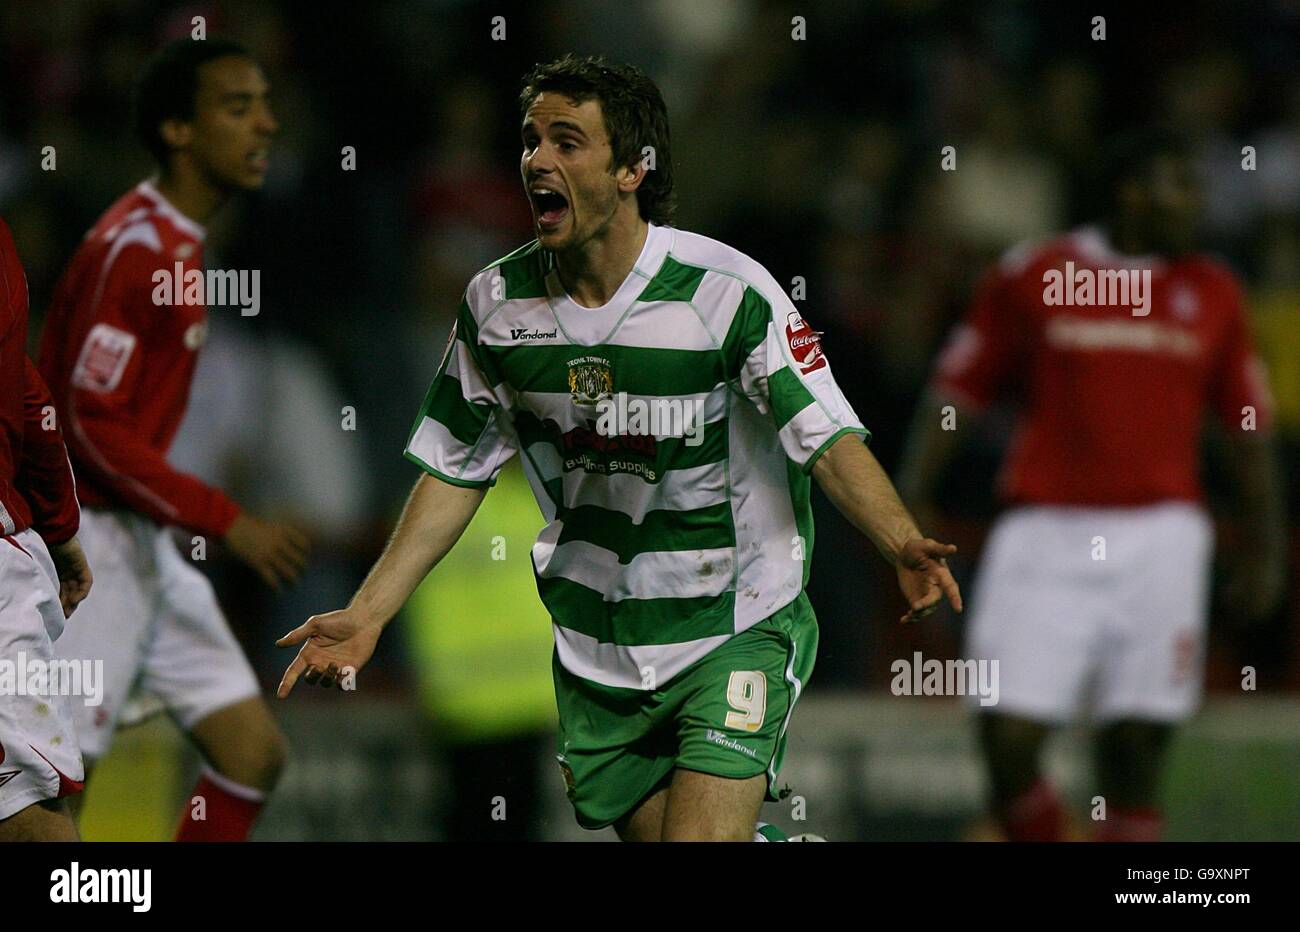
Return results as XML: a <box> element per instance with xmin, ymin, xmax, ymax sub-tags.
<box><xmin>552</xmin><ymin>592</ymin><xmax>819</xmax><ymax>830</ymax></box>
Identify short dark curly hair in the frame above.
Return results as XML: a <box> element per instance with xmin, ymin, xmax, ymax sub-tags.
<box><xmin>1094</xmin><ymin>126</ymin><xmax>1196</xmax><ymax>214</ymax></box>
<box><xmin>519</xmin><ymin>54</ymin><xmax>676</xmax><ymax>226</ymax></box>
<box><xmin>133</xmin><ymin>37</ymin><xmax>253</xmax><ymax>166</ymax></box>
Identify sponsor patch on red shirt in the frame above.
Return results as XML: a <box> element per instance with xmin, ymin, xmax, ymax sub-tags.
<box><xmin>785</xmin><ymin>312</ymin><xmax>826</xmax><ymax>374</ymax></box>
<box><xmin>71</xmin><ymin>323</ymin><xmax>136</xmax><ymax>393</ymax></box>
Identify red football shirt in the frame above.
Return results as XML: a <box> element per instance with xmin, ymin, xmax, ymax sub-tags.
<box><xmin>38</xmin><ymin>182</ymin><xmax>241</xmax><ymax>536</ymax></box>
<box><xmin>0</xmin><ymin>216</ymin><xmax>80</xmax><ymax>544</ymax></box>
<box><xmin>933</xmin><ymin>226</ymin><xmax>1274</xmax><ymax>507</ymax></box>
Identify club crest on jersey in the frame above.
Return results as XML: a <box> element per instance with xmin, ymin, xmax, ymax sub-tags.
<box><xmin>567</xmin><ymin>355</ymin><xmax>613</xmax><ymax>406</ymax></box>
<box><xmin>71</xmin><ymin>323</ymin><xmax>136</xmax><ymax>393</ymax></box>
<box><xmin>785</xmin><ymin>312</ymin><xmax>826</xmax><ymax>374</ymax></box>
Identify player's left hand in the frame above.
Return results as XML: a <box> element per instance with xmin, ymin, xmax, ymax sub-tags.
<box><xmin>895</xmin><ymin>538</ymin><xmax>963</xmax><ymax>623</ymax></box>
<box><xmin>48</xmin><ymin>535</ymin><xmax>93</xmax><ymax>618</ymax></box>
<box><xmin>275</xmin><ymin>608</ymin><xmax>383</xmax><ymax>697</ymax></box>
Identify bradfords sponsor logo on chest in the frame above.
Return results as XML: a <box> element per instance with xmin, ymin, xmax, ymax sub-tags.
<box><xmin>561</xmin><ymin>355</ymin><xmax>660</xmax><ymax>478</ymax></box>
<box><xmin>785</xmin><ymin>312</ymin><xmax>826</xmax><ymax>374</ymax></box>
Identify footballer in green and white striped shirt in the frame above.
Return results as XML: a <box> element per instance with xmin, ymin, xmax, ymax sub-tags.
<box><xmin>278</xmin><ymin>53</ymin><xmax>962</xmax><ymax>842</ymax></box>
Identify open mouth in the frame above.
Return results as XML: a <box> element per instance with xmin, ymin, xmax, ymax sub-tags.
<box><xmin>531</xmin><ymin>189</ymin><xmax>570</xmax><ymax>227</ymax></box>
<box><xmin>246</xmin><ymin>148</ymin><xmax>269</xmax><ymax>171</ymax></box>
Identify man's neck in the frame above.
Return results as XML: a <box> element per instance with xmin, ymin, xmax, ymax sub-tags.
<box><xmin>153</xmin><ymin>165</ymin><xmax>227</xmax><ymax>226</ymax></box>
<box><xmin>1103</xmin><ymin>217</ymin><xmax>1152</xmax><ymax>258</ymax></box>
<box><xmin>555</xmin><ymin>214</ymin><xmax>649</xmax><ymax>308</ymax></box>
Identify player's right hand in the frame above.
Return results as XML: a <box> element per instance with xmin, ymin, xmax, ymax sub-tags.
<box><xmin>48</xmin><ymin>535</ymin><xmax>93</xmax><ymax>618</ymax></box>
<box><xmin>275</xmin><ymin>608</ymin><xmax>382</xmax><ymax>698</ymax></box>
<box><xmin>224</xmin><ymin>513</ymin><xmax>310</xmax><ymax>589</ymax></box>
<box><xmin>896</xmin><ymin>537</ymin><xmax>963</xmax><ymax>623</ymax></box>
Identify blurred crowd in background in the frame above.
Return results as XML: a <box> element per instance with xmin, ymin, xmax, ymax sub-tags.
<box><xmin>1</xmin><ymin>0</ymin><xmax>1297</xmax><ymax>738</ymax></box>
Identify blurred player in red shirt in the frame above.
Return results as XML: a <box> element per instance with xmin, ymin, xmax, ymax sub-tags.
<box><xmin>38</xmin><ymin>38</ymin><xmax>307</xmax><ymax>841</ymax></box>
<box><xmin>0</xmin><ymin>217</ymin><xmax>94</xmax><ymax>841</ymax></box>
<box><xmin>899</xmin><ymin>131</ymin><xmax>1285</xmax><ymax>841</ymax></box>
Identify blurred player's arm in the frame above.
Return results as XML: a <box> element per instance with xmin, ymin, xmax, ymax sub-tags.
<box><xmin>17</xmin><ymin>358</ymin><xmax>92</xmax><ymax>616</ymax></box>
<box><xmin>70</xmin><ymin>371</ymin><xmax>308</xmax><ymax>587</ymax></box>
<box><xmin>19</xmin><ymin>358</ymin><xmax>80</xmax><ymax>544</ymax></box>
<box><xmin>62</xmin><ymin>243</ymin><xmax>306</xmax><ymax>586</ymax></box>
<box><xmin>5</xmin><ymin>216</ymin><xmax>90</xmax><ymax>616</ymax></box>
<box><xmin>1216</xmin><ymin>430</ymin><xmax>1287</xmax><ymax>621</ymax></box>
<box><xmin>897</xmin><ymin>262</ymin><xmax>1025</xmax><ymax>519</ymax></box>
<box><xmin>276</xmin><ymin>472</ymin><xmax>486</xmax><ymax>696</ymax></box>
<box><xmin>813</xmin><ymin>435</ymin><xmax>962</xmax><ymax>622</ymax></box>
<box><xmin>1206</xmin><ymin>285</ymin><xmax>1287</xmax><ymax>622</ymax></box>
<box><xmin>895</xmin><ymin>386</ymin><xmax>981</xmax><ymax>524</ymax></box>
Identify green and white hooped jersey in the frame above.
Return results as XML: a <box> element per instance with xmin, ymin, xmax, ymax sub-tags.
<box><xmin>406</xmin><ymin>223</ymin><xmax>869</xmax><ymax>689</ymax></box>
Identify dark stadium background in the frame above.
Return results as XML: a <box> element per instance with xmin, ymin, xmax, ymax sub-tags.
<box><xmin>2</xmin><ymin>0</ymin><xmax>1296</xmax><ymax>840</ymax></box>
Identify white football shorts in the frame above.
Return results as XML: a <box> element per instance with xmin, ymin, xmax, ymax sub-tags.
<box><xmin>964</xmin><ymin>501</ymin><xmax>1213</xmax><ymax>724</ymax></box>
<box><xmin>0</xmin><ymin>529</ymin><xmax>85</xmax><ymax>820</ymax></box>
<box><xmin>53</xmin><ymin>508</ymin><xmax>259</xmax><ymax>760</ymax></box>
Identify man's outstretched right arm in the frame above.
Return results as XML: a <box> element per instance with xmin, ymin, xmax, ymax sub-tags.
<box><xmin>276</xmin><ymin>472</ymin><xmax>487</xmax><ymax>697</ymax></box>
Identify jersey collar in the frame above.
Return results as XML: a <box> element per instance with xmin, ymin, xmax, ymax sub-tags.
<box><xmin>545</xmin><ymin>223</ymin><xmax>673</xmax><ymax>344</ymax></box>
<box><xmin>137</xmin><ymin>180</ymin><xmax>207</xmax><ymax>242</ymax></box>
<box><xmin>1072</xmin><ymin>225</ymin><xmax>1166</xmax><ymax>272</ymax></box>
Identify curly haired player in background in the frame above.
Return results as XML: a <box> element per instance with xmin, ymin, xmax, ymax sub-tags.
<box><xmin>898</xmin><ymin>131</ymin><xmax>1285</xmax><ymax>842</ymax></box>
<box><xmin>38</xmin><ymin>38</ymin><xmax>308</xmax><ymax>841</ymax></box>
<box><xmin>278</xmin><ymin>54</ymin><xmax>961</xmax><ymax>841</ymax></box>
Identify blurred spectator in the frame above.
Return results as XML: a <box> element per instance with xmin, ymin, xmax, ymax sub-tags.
<box><xmin>400</xmin><ymin>461</ymin><xmax>556</xmax><ymax>842</ymax></box>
